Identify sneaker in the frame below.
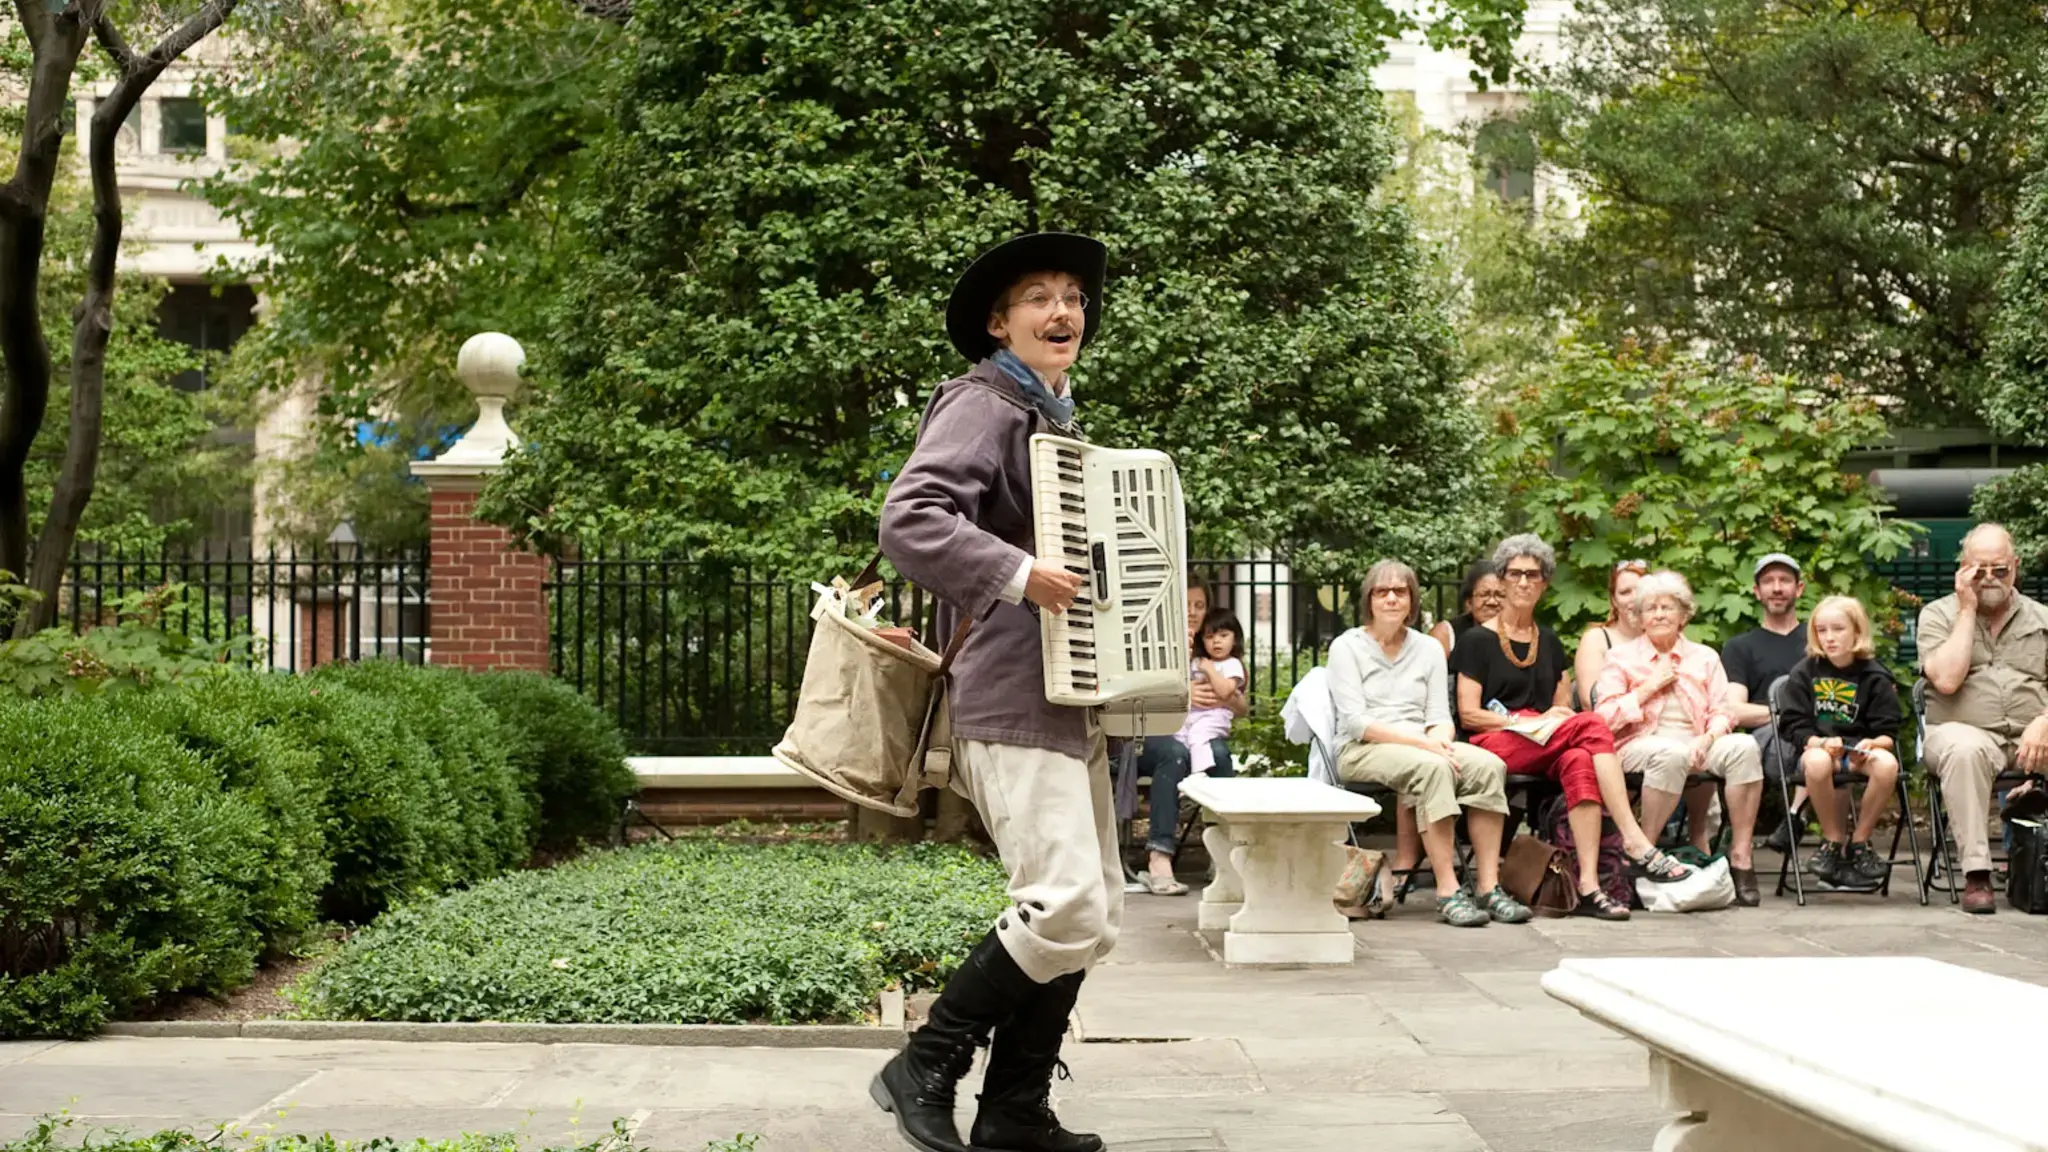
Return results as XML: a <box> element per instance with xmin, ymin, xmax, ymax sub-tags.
<box><xmin>1436</xmin><ymin>889</ymin><xmax>1491</xmax><ymax>928</ymax></box>
<box><xmin>1764</xmin><ymin>810</ymin><xmax>1806</xmax><ymax>854</ymax></box>
<box><xmin>1806</xmin><ymin>840</ymin><xmax>1844</xmax><ymax>886</ymax></box>
<box><xmin>1844</xmin><ymin>841</ymin><xmax>1889</xmax><ymax>890</ymax></box>
<box><xmin>1475</xmin><ymin>886</ymin><xmax>1533</xmax><ymax>924</ymax></box>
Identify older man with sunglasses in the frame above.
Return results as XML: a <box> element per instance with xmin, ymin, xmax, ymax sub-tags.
<box><xmin>1921</xmin><ymin>523</ymin><xmax>2048</xmax><ymax>914</ymax></box>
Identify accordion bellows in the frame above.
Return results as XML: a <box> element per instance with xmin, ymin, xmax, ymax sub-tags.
<box><xmin>1029</xmin><ymin>434</ymin><xmax>1190</xmax><ymax>738</ymax></box>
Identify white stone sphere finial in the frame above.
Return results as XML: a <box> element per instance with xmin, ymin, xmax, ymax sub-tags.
<box><xmin>420</xmin><ymin>332</ymin><xmax>526</xmax><ymax>472</ymax></box>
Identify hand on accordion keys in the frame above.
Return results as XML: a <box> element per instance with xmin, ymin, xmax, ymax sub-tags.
<box><xmin>1025</xmin><ymin>557</ymin><xmax>1087</xmax><ymax>614</ymax></box>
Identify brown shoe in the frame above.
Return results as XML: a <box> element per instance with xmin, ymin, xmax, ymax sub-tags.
<box><xmin>1731</xmin><ymin>867</ymin><xmax>1760</xmax><ymax>907</ymax></box>
<box><xmin>1962</xmin><ymin>871</ymin><xmax>1997</xmax><ymax>915</ymax></box>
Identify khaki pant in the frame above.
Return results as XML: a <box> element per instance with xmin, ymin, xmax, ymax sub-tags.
<box><xmin>954</xmin><ymin>725</ymin><xmax>1122</xmax><ymax>985</ymax></box>
<box><xmin>1622</xmin><ymin>733</ymin><xmax>1764</xmax><ymax>795</ymax></box>
<box><xmin>1336</xmin><ymin>739</ymin><xmax>1508</xmax><ymax>826</ymax></box>
<box><xmin>1924</xmin><ymin>722</ymin><xmax>2020</xmax><ymax>874</ymax></box>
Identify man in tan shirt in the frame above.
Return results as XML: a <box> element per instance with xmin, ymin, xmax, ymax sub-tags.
<box><xmin>1920</xmin><ymin>523</ymin><xmax>2048</xmax><ymax>913</ymax></box>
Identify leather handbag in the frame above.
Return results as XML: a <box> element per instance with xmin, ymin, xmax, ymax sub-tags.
<box><xmin>1501</xmin><ymin>834</ymin><xmax>1579</xmax><ymax>918</ymax></box>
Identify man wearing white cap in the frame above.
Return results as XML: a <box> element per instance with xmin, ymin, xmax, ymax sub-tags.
<box><xmin>1723</xmin><ymin>553</ymin><xmax>1811</xmax><ymax>849</ymax></box>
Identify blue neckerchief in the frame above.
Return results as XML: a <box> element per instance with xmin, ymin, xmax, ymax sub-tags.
<box><xmin>991</xmin><ymin>348</ymin><xmax>1078</xmax><ymax>433</ymax></box>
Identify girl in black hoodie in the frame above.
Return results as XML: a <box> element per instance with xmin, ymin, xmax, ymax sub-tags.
<box><xmin>1777</xmin><ymin>596</ymin><xmax>1903</xmax><ymax>891</ymax></box>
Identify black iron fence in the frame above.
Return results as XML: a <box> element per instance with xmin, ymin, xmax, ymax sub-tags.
<box><xmin>50</xmin><ymin>545</ymin><xmax>430</xmax><ymax>670</ymax></box>
<box><xmin>544</xmin><ymin>555</ymin><xmax>1460</xmax><ymax>754</ymax></box>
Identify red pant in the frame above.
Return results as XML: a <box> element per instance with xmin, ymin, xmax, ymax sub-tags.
<box><xmin>1470</xmin><ymin>711</ymin><xmax>1615</xmax><ymax>810</ymax></box>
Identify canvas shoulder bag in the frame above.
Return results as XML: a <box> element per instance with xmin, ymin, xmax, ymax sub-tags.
<box><xmin>770</xmin><ymin>380</ymin><xmax>1037</xmax><ymax>816</ymax></box>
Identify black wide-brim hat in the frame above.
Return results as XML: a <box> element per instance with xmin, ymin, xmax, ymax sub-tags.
<box><xmin>946</xmin><ymin>232</ymin><xmax>1107</xmax><ymax>364</ymax></box>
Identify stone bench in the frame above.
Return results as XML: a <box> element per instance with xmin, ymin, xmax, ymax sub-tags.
<box><xmin>624</xmin><ymin>756</ymin><xmax>849</xmax><ymax>831</ymax></box>
<box><xmin>1179</xmin><ymin>775</ymin><xmax>1381</xmax><ymax>967</ymax></box>
<box><xmin>1543</xmin><ymin>956</ymin><xmax>2047</xmax><ymax>1151</ymax></box>
<box><xmin>629</xmin><ymin>756</ymin><xmax>813</xmax><ymax>789</ymax></box>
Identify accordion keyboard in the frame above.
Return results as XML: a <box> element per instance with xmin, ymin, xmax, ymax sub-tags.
<box><xmin>1029</xmin><ymin>434</ymin><xmax>1188</xmax><ymax>719</ymax></box>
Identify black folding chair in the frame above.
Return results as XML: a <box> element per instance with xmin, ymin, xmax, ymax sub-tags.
<box><xmin>1769</xmin><ymin>675</ymin><xmax>1925</xmax><ymax>905</ymax></box>
<box><xmin>1917</xmin><ymin>677</ymin><xmax>2031</xmax><ymax>904</ymax></box>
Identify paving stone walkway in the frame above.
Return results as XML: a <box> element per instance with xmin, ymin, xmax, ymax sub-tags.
<box><xmin>7</xmin><ymin>857</ymin><xmax>2046</xmax><ymax>1152</ymax></box>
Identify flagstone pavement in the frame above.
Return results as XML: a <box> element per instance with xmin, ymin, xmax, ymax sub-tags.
<box><xmin>7</xmin><ymin>864</ymin><xmax>2046</xmax><ymax>1151</ymax></box>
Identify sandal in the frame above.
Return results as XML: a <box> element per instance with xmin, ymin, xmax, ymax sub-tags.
<box><xmin>1628</xmin><ymin>847</ymin><xmax>1694</xmax><ymax>883</ymax></box>
<box><xmin>1437</xmin><ymin>889</ymin><xmax>1491</xmax><ymax>928</ymax></box>
<box><xmin>1475</xmin><ymin>886</ymin><xmax>1533</xmax><ymax>925</ymax></box>
<box><xmin>1574</xmin><ymin>887</ymin><xmax>1630</xmax><ymax>921</ymax></box>
<box><xmin>1139</xmin><ymin>871</ymin><xmax>1189</xmax><ymax>896</ymax></box>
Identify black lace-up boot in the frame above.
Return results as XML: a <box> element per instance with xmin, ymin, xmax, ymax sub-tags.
<box><xmin>970</xmin><ymin>970</ymin><xmax>1102</xmax><ymax>1152</ymax></box>
<box><xmin>871</xmin><ymin>931</ymin><xmax>1036</xmax><ymax>1152</ymax></box>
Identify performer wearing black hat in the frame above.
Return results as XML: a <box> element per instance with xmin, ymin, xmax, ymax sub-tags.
<box><xmin>869</xmin><ymin>233</ymin><xmax>1116</xmax><ymax>1152</ymax></box>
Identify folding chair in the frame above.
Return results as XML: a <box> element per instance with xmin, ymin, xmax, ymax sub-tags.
<box><xmin>1283</xmin><ymin>670</ymin><xmax>1446</xmax><ymax>903</ymax></box>
<box><xmin>1918</xmin><ymin>677</ymin><xmax>2030</xmax><ymax>904</ymax></box>
<box><xmin>1770</xmin><ymin>674</ymin><xmax>1925</xmax><ymax>905</ymax></box>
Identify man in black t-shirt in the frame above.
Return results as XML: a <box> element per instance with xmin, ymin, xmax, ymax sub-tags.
<box><xmin>1721</xmin><ymin>553</ymin><xmax>1810</xmax><ymax>848</ymax></box>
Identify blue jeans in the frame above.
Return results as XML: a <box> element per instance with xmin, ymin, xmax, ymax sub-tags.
<box><xmin>1136</xmin><ymin>736</ymin><xmax>1236</xmax><ymax>854</ymax></box>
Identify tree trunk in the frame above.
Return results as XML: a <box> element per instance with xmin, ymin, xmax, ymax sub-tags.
<box><xmin>0</xmin><ymin>5</ymin><xmax>90</xmax><ymax>598</ymax></box>
<box><xmin>19</xmin><ymin>0</ymin><xmax>242</xmax><ymax>635</ymax></box>
<box><xmin>22</xmin><ymin>94</ymin><xmax>122</xmax><ymax>634</ymax></box>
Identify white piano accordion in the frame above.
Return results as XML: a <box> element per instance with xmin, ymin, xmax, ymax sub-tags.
<box><xmin>1028</xmin><ymin>434</ymin><xmax>1190</xmax><ymax>738</ymax></box>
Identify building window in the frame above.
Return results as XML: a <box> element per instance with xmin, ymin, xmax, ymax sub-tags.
<box><xmin>1473</xmin><ymin>117</ymin><xmax>1536</xmax><ymax>204</ymax></box>
<box><xmin>160</xmin><ymin>98</ymin><xmax>208</xmax><ymax>155</ymax></box>
<box><xmin>158</xmin><ymin>282</ymin><xmax>257</xmax><ymax>391</ymax></box>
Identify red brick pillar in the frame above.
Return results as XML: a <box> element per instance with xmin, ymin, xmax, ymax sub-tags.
<box><xmin>410</xmin><ymin>333</ymin><xmax>548</xmax><ymax>672</ymax></box>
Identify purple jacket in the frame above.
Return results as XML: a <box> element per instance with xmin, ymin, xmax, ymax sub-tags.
<box><xmin>879</xmin><ymin>359</ymin><xmax>1091</xmax><ymax>757</ymax></box>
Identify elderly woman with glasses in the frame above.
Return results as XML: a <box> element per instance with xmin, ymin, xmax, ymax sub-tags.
<box><xmin>1453</xmin><ymin>535</ymin><xmax>1693</xmax><ymax>921</ymax></box>
<box><xmin>1593</xmin><ymin>570</ymin><xmax>1767</xmax><ymax>905</ymax></box>
<box><xmin>1331</xmin><ymin>559</ymin><xmax>1530</xmax><ymax>927</ymax></box>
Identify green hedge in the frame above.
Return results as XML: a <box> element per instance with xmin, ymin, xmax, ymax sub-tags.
<box><xmin>0</xmin><ymin>661</ymin><xmax>636</xmax><ymax>1039</ymax></box>
<box><xmin>295</xmin><ymin>840</ymin><xmax>1007</xmax><ymax>1025</ymax></box>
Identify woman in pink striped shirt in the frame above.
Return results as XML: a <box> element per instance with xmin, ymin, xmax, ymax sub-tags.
<box><xmin>1593</xmin><ymin>570</ymin><xmax>1767</xmax><ymax>906</ymax></box>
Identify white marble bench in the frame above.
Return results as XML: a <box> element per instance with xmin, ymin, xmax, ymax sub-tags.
<box><xmin>1543</xmin><ymin>956</ymin><xmax>2048</xmax><ymax>1152</ymax></box>
<box><xmin>1178</xmin><ymin>775</ymin><xmax>1381</xmax><ymax>967</ymax></box>
<box><xmin>629</xmin><ymin>756</ymin><xmax>811</xmax><ymax>789</ymax></box>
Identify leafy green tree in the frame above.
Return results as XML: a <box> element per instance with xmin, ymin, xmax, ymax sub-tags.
<box><xmin>1495</xmin><ymin>342</ymin><xmax>1921</xmax><ymax>647</ymax></box>
<box><xmin>481</xmin><ymin>0</ymin><xmax>1504</xmax><ymax>581</ymax></box>
<box><xmin>0</xmin><ymin>0</ymin><xmax>243</xmax><ymax>633</ymax></box>
<box><xmin>1525</xmin><ymin>0</ymin><xmax>2044</xmax><ymax>423</ymax></box>
<box><xmin>1380</xmin><ymin>96</ymin><xmax>1569</xmax><ymax>392</ymax></box>
<box><xmin>193</xmin><ymin>0</ymin><xmax>623</xmax><ymax>549</ymax></box>
<box><xmin>1976</xmin><ymin>101</ymin><xmax>2048</xmax><ymax>564</ymax></box>
<box><xmin>0</xmin><ymin>33</ymin><xmax>230</xmax><ymax>563</ymax></box>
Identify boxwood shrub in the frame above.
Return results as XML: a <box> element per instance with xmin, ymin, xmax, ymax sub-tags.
<box><xmin>0</xmin><ymin>660</ymin><xmax>636</xmax><ymax>1039</ymax></box>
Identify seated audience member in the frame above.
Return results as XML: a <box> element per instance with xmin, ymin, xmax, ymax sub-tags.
<box><xmin>1776</xmin><ymin>596</ymin><xmax>1902</xmax><ymax>893</ymax></box>
<box><xmin>1330</xmin><ymin>560</ymin><xmax>1531</xmax><ymax>928</ymax></box>
<box><xmin>1431</xmin><ymin>560</ymin><xmax>1504</xmax><ymax>656</ymax></box>
<box><xmin>1919</xmin><ymin>523</ymin><xmax>2048</xmax><ymax>914</ymax></box>
<box><xmin>1593</xmin><ymin>571</ymin><xmax>1766</xmax><ymax>905</ymax></box>
<box><xmin>1721</xmin><ymin>553</ymin><xmax>1813</xmax><ymax>850</ymax></box>
<box><xmin>1574</xmin><ymin>559</ymin><xmax>1648</xmax><ymax>704</ymax></box>
<box><xmin>1131</xmin><ymin>578</ymin><xmax>1249</xmax><ymax>894</ymax></box>
<box><xmin>1454</xmin><ymin>535</ymin><xmax>1692</xmax><ymax>922</ymax></box>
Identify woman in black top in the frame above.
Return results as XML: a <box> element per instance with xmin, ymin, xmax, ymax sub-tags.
<box><xmin>1452</xmin><ymin>535</ymin><xmax>1693</xmax><ymax>920</ymax></box>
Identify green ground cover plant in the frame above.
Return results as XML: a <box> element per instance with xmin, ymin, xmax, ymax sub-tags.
<box><xmin>293</xmin><ymin>839</ymin><xmax>1007</xmax><ymax>1025</ymax></box>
